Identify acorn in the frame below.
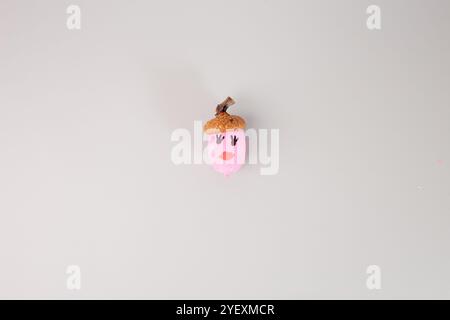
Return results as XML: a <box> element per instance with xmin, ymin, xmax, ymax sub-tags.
<box><xmin>204</xmin><ymin>97</ymin><xmax>246</xmax><ymax>176</ymax></box>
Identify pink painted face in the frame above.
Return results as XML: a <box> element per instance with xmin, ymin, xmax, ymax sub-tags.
<box><xmin>207</xmin><ymin>129</ymin><xmax>246</xmax><ymax>176</ymax></box>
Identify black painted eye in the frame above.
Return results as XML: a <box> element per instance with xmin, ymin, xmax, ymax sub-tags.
<box><xmin>216</xmin><ymin>134</ymin><xmax>225</xmax><ymax>144</ymax></box>
<box><xmin>231</xmin><ymin>135</ymin><xmax>239</xmax><ymax>146</ymax></box>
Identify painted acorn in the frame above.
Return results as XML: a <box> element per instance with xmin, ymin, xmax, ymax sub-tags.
<box><xmin>204</xmin><ymin>97</ymin><xmax>246</xmax><ymax>176</ymax></box>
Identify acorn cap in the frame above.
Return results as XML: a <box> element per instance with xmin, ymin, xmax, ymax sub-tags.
<box><xmin>203</xmin><ymin>97</ymin><xmax>246</xmax><ymax>134</ymax></box>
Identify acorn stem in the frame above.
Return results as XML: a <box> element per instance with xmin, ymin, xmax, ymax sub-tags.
<box><xmin>215</xmin><ymin>97</ymin><xmax>236</xmax><ymax>115</ymax></box>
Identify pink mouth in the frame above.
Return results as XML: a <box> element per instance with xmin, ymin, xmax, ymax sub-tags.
<box><xmin>220</xmin><ymin>151</ymin><xmax>234</xmax><ymax>160</ymax></box>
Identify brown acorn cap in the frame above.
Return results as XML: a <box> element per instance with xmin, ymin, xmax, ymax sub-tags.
<box><xmin>203</xmin><ymin>97</ymin><xmax>246</xmax><ymax>134</ymax></box>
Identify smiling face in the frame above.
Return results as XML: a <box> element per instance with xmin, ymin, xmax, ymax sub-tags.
<box><xmin>207</xmin><ymin>129</ymin><xmax>246</xmax><ymax>176</ymax></box>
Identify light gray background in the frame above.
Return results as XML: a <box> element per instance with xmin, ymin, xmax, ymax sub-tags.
<box><xmin>0</xmin><ymin>0</ymin><xmax>449</xmax><ymax>299</ymax></box>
